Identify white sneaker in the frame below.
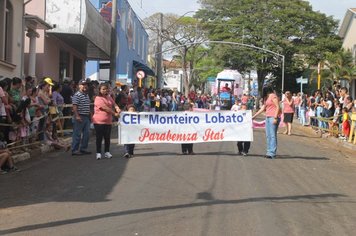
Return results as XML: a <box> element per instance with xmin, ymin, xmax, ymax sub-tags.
<box><xmin>96</xmin><ymin>153</ymin><xmax>102</xmax><ymax>160</ymax></box>
<box><xmin>105</xmin><ymin>152</ymin><xmax>112</xmax><ymax>159</ymax></box>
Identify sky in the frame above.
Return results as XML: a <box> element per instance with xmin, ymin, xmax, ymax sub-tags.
<box><xmin>86</xmin><ymin>0</ymin><xmax>355</xmax><ymax>77</ymax></box>
<box><xmin>112</xmin><ymin>0</ymin><xmax>353</xmax><ymax>22</ymax></box>
<box><xmin>89</xmin><ymin>0</ymin><xmax>354</xmax><ymax>25</ymax></box>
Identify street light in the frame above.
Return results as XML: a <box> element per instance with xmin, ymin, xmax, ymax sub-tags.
<box><xmin>156</xmin><ymin>10</ymin><xmax>197</xmax><ymax>89</ymax></box>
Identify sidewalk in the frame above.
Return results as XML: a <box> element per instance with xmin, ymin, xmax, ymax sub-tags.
<box><xmin>291</xmin><ymin>118</ymin><xmax>356</xmax><ymax>152</ymax></box>
<box><xmin>12</xmin><ymin>128</ymin><xmax>122</xmax><ymax>164</ymax></box>
<box><xmin>12</xmin><ymin>139</ymin><xmax>64</xmax><ymax>164</ymax></box>
<box><xmin>11</xmin><ymin>118</ymin><xmax>355</xmax><ymax>164</ymax></box>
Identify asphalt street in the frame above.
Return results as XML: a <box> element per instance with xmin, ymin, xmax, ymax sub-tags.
<box><xmin>1</xmin><ymin>125</ymin><xmax>356</xmax><ymax>236</ymax></box>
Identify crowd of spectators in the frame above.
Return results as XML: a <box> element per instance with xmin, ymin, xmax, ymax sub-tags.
<box><xmin>290</xmin><ymin>84</ymin><xmax>356</xmax><ymax>140</ymax></box>
<box><xmin>1</xmin><ymin>74</ymin><xmax>355</xmax><ymax>172</ymax></box>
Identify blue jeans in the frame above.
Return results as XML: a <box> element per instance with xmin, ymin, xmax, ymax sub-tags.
<box><xmin>299</xmin><ymin>107</ymin><xmax>306</xmax><ymax>126</ymax></box>
<box><xmin>171</xmin><ymin>101</ymin><xmax>177</xmax><ymax>111</ymax></box>
<box><xmin>316</xmin><ymin>106</ymin><xmax>324</xmax><ymax>129</ymax></box>
<box><xmin>265</xmin><ymin>117</ymin><xmax>279</xmax><ymax>157</ymax></box>
<box><xmin>71</xmin><ymin>115</ymin><xmax>90</xmax><ymax>152</ymax></box>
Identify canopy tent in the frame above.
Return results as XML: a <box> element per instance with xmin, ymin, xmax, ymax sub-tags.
<box><xmin>212</xmin><ymin>69</ymin><xmax>243</xmax><ymax>96</ymax></box>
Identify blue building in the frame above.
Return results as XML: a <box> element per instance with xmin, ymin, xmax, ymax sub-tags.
<box><xmin>94</xmin><ymin>0</ymin><xmax>154</xmax><ymax>85</ymax></box>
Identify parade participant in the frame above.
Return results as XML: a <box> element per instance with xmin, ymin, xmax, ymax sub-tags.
<box><xmin>181</xmin><ymin>103</ymin><xmax>195</xmax><ymax>155</ymax></box>
<box><xmin>237</xmin><ymin>103</ymin><xmax>251</xmax><ymax>156</ymax></box>
<box><xmin>123</xmin><ymin>104</ymin><xmax>137</xmax><ymax>158</ymax></box>
<box><xmin>221</xmin><ymin>83</ymin><xmax>231</xmax><ymax>92</ymax></box>
<box><xmin>282</xmin><ymin>91</ymin><xmax>294</xmax><ymax>135</ymax></box>
<box><xmin>92</xmin><ymin>83</ymin><xmax>120</xmax><ymax>160</ymax></box>
<box><xmin>71</xmin><ymin>79</ymin><xmax>91</xmax><ymax>156</ymax></box>
<box><xmin>252</xmin><ymin>81</ymin><xmax>280</xmax><ymax>159</ymax></box>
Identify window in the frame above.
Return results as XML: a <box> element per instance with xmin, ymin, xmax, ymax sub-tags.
<box><xmin>0</xmin><ymin>0</ymin><xmax>13</xmax><ymax>62</ymax></box>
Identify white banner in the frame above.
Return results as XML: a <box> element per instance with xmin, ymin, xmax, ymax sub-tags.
<box><xmin>118</xmin><ymin>110</ymin><xmax>253</xmax><ymax>144</ymax></box>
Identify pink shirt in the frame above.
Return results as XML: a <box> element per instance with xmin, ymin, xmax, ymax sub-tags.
<box><xmin>92</xmin><ymin>95</ymin><xmax>114</xmax><ymax>124</ymax></box>
<box><xmin>294</xmin><ymin>96</ymin><xmax>301</xmax><ymax>105</ymax></box>
<box><xmin>241</xmin><ymin>95</ymin><xmax>248</xmax><ymax>104</ymax></box>
<box><xmin>283</xmin><ymin>97</ymin><xmax>294</xmax><ymax>113</ymax></box>
<box><xmin>265</xmin><ymin>93</ymin><xmax>279</xmax><ymax>117</ymax></box>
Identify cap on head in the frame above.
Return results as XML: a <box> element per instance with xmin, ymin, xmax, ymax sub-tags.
<box><xmin>44</xmin><ymin>77</ymin><xmax>54</xmax><ymax>86</ymax></box>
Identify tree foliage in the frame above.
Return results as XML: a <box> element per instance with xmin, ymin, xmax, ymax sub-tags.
<box><xmin>196</xmin><ymin>0</ymin><xmax>342</xmax><ymax>95</ymax></box>
<box><xmin>325</xmin><ymin>48</ymin><xmax>356</xmax><ymax>82</ymax></box>
<box><xmin>143</xmin><ymin>13</ymin><xmax>207</xmax><ymax>96</ymax></box>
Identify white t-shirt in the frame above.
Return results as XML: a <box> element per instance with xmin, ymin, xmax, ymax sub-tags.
<box><xmin>231</xmin><ymin>104</ymin><xmax>241</xmax><ymax>112</ymax></box>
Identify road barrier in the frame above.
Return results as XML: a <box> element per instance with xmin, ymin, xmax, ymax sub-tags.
<box><xmin>348</xmin><ymin>113</ymin><xmax>356</xmax><ymax>144</ymax></box>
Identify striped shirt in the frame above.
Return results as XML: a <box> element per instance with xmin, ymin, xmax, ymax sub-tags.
<box><xmin>72</xmin><ymin>91</ymin><xmax>90</xmax><ymax>115</ymax></box>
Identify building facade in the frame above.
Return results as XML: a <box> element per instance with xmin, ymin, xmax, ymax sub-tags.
<box><xmin>98</xmin><ymin>0</ymin><xmax>154</xmax><ymax>85</ymax></box>
<box><xmin>339</xmin><ymin>8</ymin><xmax>356</xmax><ymax>99</ymax></box>
<box><xmin>24</xmin><ymin>0</ymin><xmax>111</xmax><ymax>82</ymax></box>
<box><xmin>0</xmin><ymin>0</ymin><xmax>24</xmax><ymax>79</ymax></box>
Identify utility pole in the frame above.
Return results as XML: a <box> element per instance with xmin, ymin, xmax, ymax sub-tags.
<box><xmin>109</xmin><ymin>0</ymin><xmax>118</xmax><ymax>86</ymax></box>
<box><xmin>156</xmin><ymin>13</ymin><xmax>163</xmax><ymax>89</ymax></box>
<box><xmin>317</xmin><ymin>62</ymin><xmax>321</xmax><ymax>89</ymax></box>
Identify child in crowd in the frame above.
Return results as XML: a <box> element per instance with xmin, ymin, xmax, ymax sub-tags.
<box><xmin>123</xmin><ymin>105</ymin><xmax>136</xmax><ymax>158</ymax></box>
<box><xmin>17</xmin><ymin>98</ymin><xmax>32</xmax><ymax>144</ymax></box>
<box><xmin>0</xmin><ymin>141</ymin><xmax>19</xmax><ymax>174</ymax></box>
<box><xmin>181</xmin><ymin>103</ymin><xmax>195</xmax><ymax>155</ymax></box>
<box><xmin>328</xmin><ymin>101</ymin><xmax>341</xmax><ymax>137</ymax></box>
<box><xmin>31</xmin><ymin>107</ymin><xmax>42</xmax><ymax>140</ymax></box>
<box><xmin>341</xmin><ymin>107</ymin><xmax>350</xmax><ymax>140</ymax></box>
<box><xmin>45</xmin><ymin>122</ymin><xmax>70</xmax><ymax>151</ymax></box>
<box><xmin>231</xmin><ymin>99</ymin><xmax>241</xmax><ymax>112</ymax></box>
<box><xmin>237</xmin><ymin>103</ymin><xmax>251</xmax><ymax>156</ymax></box>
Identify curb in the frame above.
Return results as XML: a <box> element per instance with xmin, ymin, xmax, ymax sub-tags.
<box><xmin>292</xmin><ymin>120</ymin><xmax>356</xmax><ymax>152</ymax></box>
<box><xmin>12</xmin><ymin>144</ymin><xmax>54</xmax><ymax>164</ymax></box>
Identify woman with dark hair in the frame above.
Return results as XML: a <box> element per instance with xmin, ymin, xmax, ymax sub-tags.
<box><xmin>0</xmin><ymin>78</ymin><xmax>11</xmax><ymax>142</ymax></box>
<box><xmin>282</xmin><ymin>91</ymin><xmax>294</xmax><ymax>135</ymax></box>
<box><xmin>252</xmin><ymin>85</ymin><xmax>281</xmax><ymax>159</ymax></box>
<box><xmin>92</xmin><ymin>83</ymin><xmax>121</xmax><ymax>160</ymax></box>
<box><xmin>37</xmin><ymin>78</ymin><xmax>53</xmax><ymax>141</ymax></box>
<box><xmin>51</xmin><ymin>83</ymin><xmax>65</xmax><ymax>128</ymax></box>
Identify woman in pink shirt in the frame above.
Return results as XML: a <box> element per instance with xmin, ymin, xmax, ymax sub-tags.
<box><xmin>92</xmin><ymin>83</ymin><xmax>121</xmax><ymax>160</ymax></box>
<box><xmin>282</xmin><ymin>91</ymin><xmax>294</xmax><ymax>135</ymax></box>
<box><xmin>252</xmin><ymin>84</ymin><xmax>281</xmax><ymax>159</ymax></box>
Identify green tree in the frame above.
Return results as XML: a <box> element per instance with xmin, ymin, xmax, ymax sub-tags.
<box><xmin>144</xmin><ymin>14</ymin><xmax>207</xmax><ymax>96</ymax></box>
<box><xmin>325</xmin><ymin>48</ymin><xmax>356</xmax><ymax>82</ymax></box>
<box><xmin>196</xmin><ymin>0</ymin><xmax>342</xmax><ymax>96</ymax></box>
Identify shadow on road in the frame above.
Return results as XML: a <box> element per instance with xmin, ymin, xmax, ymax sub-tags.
<box><xmin>0</xmin><ymin>133</ymin><xmax>129</xmax><ymax>209</ymax></box>
<box><xmin>245</xmin><ymin>154</ymin><xmax>330</xmax><ymax>160</ymax></box>
<box><xmin>277</xmin><ymin>155</ymin><xmax>330</xmax><ymax>160</ymax></box>
<box><xmin>0</xmin><ymin>193</ymin><xmax>349</xmax><ymax>235</ymax></box>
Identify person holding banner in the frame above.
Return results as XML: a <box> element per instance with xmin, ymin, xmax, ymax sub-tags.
<box><xmin>237</xmin><ymin>104</ymin><xmax>251</xmax><ymax>156</ymax></box>
<box><xmin>123</xmin><ymin>105</ymin><xmax>137</xmax><ymax>158</ymax></box>
<box><xmin>92</xmin><ymin>83</ymin><xmax>121</xmax><ymax>160</ymax></box>
<box><xmin>252</xmin><ymin>84</ymin><xmax>281</xmax><ymax>159</ymax></box>
<box><xmin>181</xmin><ymin>103</ymin><xmax>195</xmax><ymax>155</ymax></box>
